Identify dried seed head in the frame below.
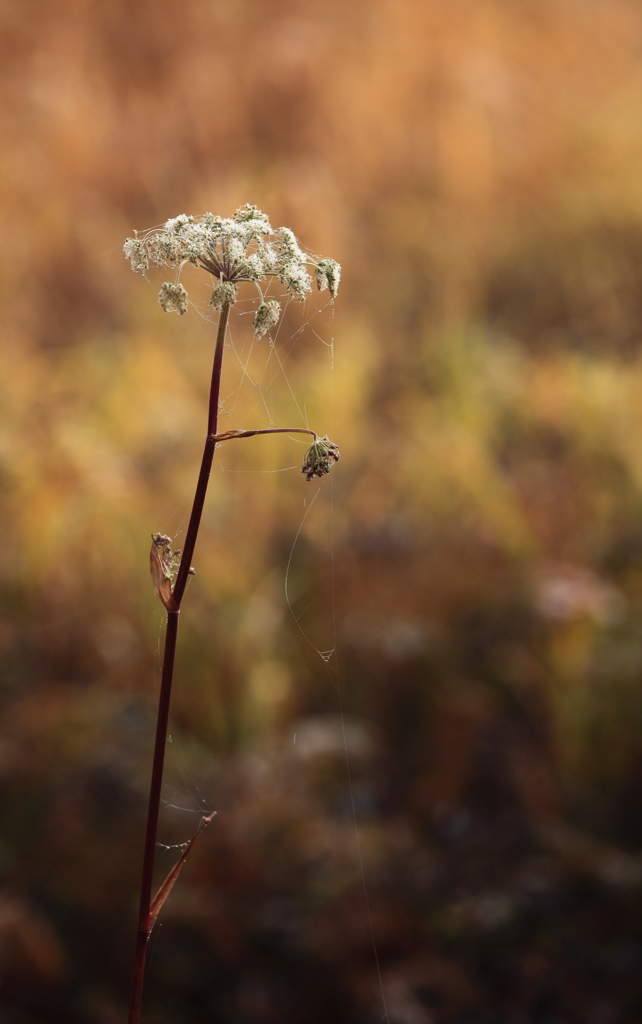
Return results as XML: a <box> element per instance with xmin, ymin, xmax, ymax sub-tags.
<box><xmin>253</xmin><ymin>300</ymin><xmax>281</xmax><ymax>338</ymax></box>
<box><xmin>158</xmin><ymin>282</ymin><xmax>189</xmax><ymax>315</ymax></box>
<box><xmin>125</xmin><ymin>206</ymin><xmax>340</xmax><ymax>329</ymax></box>
<box><xmin>210</xmin><ymin>281</ymin><xmax>238</xmax><ymax>310</ymax></box>
<box><xmin>301</xmin><ymin>436</ymin><xmax>340</xmax><ymax>481</ymax></box>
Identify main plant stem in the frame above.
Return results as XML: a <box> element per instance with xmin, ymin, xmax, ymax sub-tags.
<box><xmin>128</xmin><ymin>303</ymin><xmax>231</xmax><ymax>1024</ymax></box>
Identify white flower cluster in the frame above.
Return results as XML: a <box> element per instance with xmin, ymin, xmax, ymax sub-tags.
<box><xmin>124</xmin><ymin>204</ymin><xmax>341</xmax><ymax>338</ymax></box>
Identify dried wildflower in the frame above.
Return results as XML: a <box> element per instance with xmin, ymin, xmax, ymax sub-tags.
<box><xmin>253</xmin><ymin>300</ymin><xmax>281</xmax><ymax>338</ymax></box>
<box><xmin>124</xmin><ymin>205</ymin><xmax>340</xmax><ymax>331</ymax></box>
<box><xmin>315</xmin><ymin>258</ymin><xmax>341</xmax><ymax>299</ymax></box>
<box><xmin>301</xmin><ymin>436</ymin><xmax>340</xmax><ymax>481</ymax></box>
<box><xmin>128</xmin><ymin>206</ymin><xmax>342</xmax><ymax>1023</ymax></box>
<box><xmin>210</xmin><ymin>281</ymin><xmax>238</xmax><ymax>310</ymax></box>
<box><xmin>158</xmin><ymin>282</ymin><xmax>189</xmax><ymax>315</ymax></box>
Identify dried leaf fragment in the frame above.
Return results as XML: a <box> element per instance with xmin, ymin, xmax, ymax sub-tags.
<box><xmin>149</xmin><ymin>533</ymin><xmax>180</xmax><ymax>611</ymax></box>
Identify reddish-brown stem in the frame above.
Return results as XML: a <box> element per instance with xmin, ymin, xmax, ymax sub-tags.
<box><xmin>128</xmin><ymin>302</ymin><xmax>231</xmax><ymax>1024</ymax></box>
<box><xmin>128</xmin><ymin>609</ymin><xmax>178</xmax><ymax>1024</ymax></box>
<box><xmin>173</xmin><ymin>301</ymin><xmax>230</xmax><ymax>605</ymax></box>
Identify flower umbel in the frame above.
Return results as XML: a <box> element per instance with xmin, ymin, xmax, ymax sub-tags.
<box><xmin>124</xmin><ymin>204</ymin><xmax>341</xmax><ymax>335</ymax></box>
<box><xmin>301</xmin><ymin>436</ymin><xmax>341</xmax><ymax>481</ymax></box>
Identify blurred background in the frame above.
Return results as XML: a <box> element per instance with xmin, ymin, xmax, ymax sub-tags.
<box><xmin>3</xmin><ymin>0</ymin><xmax>642</xmax><ymax>1021</ymax></box>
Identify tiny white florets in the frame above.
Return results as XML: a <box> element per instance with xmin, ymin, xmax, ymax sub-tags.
<box><xmin>224</xmin><ymin>237</ymin><xmax>246</xmax><ymax>265</ymax></box>
<box><xmin>148</xmin><ymin>234</ymin><xmax>184</xmax><ymax>265</ymax></box>
<box><xmin>210</xmin><ymin>281</ymin><xmax>238</xmax><ymax>310</ymax></box>
<box><xmin>277</xmin><ymin>227</ymin><xmax>305</xmax><ymax>262</ymax></box>
<box><xmin>280</xmin><ymin>260</ymin><xmax>312</xmax><ymax>301</ymax></box>
<box><xmin>164</xmin><ymin>214</ymin><xmax>193</xmax><ymax>234</ymax></box>
<box><xmin>124</xmin><ymin>237</ymin><xmax>148</xmax><ymax>272</ymax></box>
<box><xmin>256</xmin><ymin>242</ymin><xmax>279</xmax><ymax>272</ymax></box>
<box><xmin>159</xmin><ymin>282</ymin><xmax>189</xmax><ymax>315</ymax></box>
<box><xmin>125</xmin><ymin>206</ymin><xmax>340</xmax><ymax>329</ymax></box>
<box><xmin>240</xmin><ymin>252</ymin><xmax>266</xmax><ymax>281</ymax></box>
<box><xmin>234</xmin><ymin>203</ymin><xmax>264</xmax><ymax>223</ymax></box>
<box><xmin>253</xmin><ymin>300</ymin><xmax>281</xmax><ymax>338</ymax></box>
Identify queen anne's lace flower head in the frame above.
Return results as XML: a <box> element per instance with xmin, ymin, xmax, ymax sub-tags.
<box><xmin>124</xmin><ymin>205</ymin><xmax>340</xmax><ymax>333</ymax></box>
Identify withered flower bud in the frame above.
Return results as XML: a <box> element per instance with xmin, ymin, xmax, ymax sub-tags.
<box><xmin>209</xmin><ymin>281</ymin><xmax>238</xmax><ymax>310</ymax></box>
<box><xmin>253</xmin><ymin>300</ymin><xmax>281</xmax><ymax>338</ymax></box>
<box><xmin>301</xmin><ymin>436</ymin><xmax>340</xmax><ymax>481</ymax></box>
<box><xmin>158</xmin><ymin>282</ymin><xmax>189</xmax><ymax>315</ymax></box>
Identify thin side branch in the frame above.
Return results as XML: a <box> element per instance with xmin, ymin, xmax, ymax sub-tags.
<box><xmin>210</xmin><ymin>427</ymin><xmax>318</xmax><ymax>443</ymax></box>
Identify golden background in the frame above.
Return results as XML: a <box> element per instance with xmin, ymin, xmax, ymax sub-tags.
<box><xmin>3</xmin><ymin>0</ymin><xmax>642</xmax><ymax>1020</ymax></box>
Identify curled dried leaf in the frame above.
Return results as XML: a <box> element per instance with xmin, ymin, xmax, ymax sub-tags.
<box><xmin>149</xmin><ymin>533</ymin><xmax>180</xmax><ymax>611</ymax></box>
<box><xmin>147</xmin><ymin>812</ymin><xmax>216</xmax><ymax>930</ymax></box>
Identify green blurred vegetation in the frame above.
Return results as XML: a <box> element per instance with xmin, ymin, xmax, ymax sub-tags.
<box><xmin>3</xmin><ymin>0</ymin><xmax>642</xmax><ymax>1020</ymax></box>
